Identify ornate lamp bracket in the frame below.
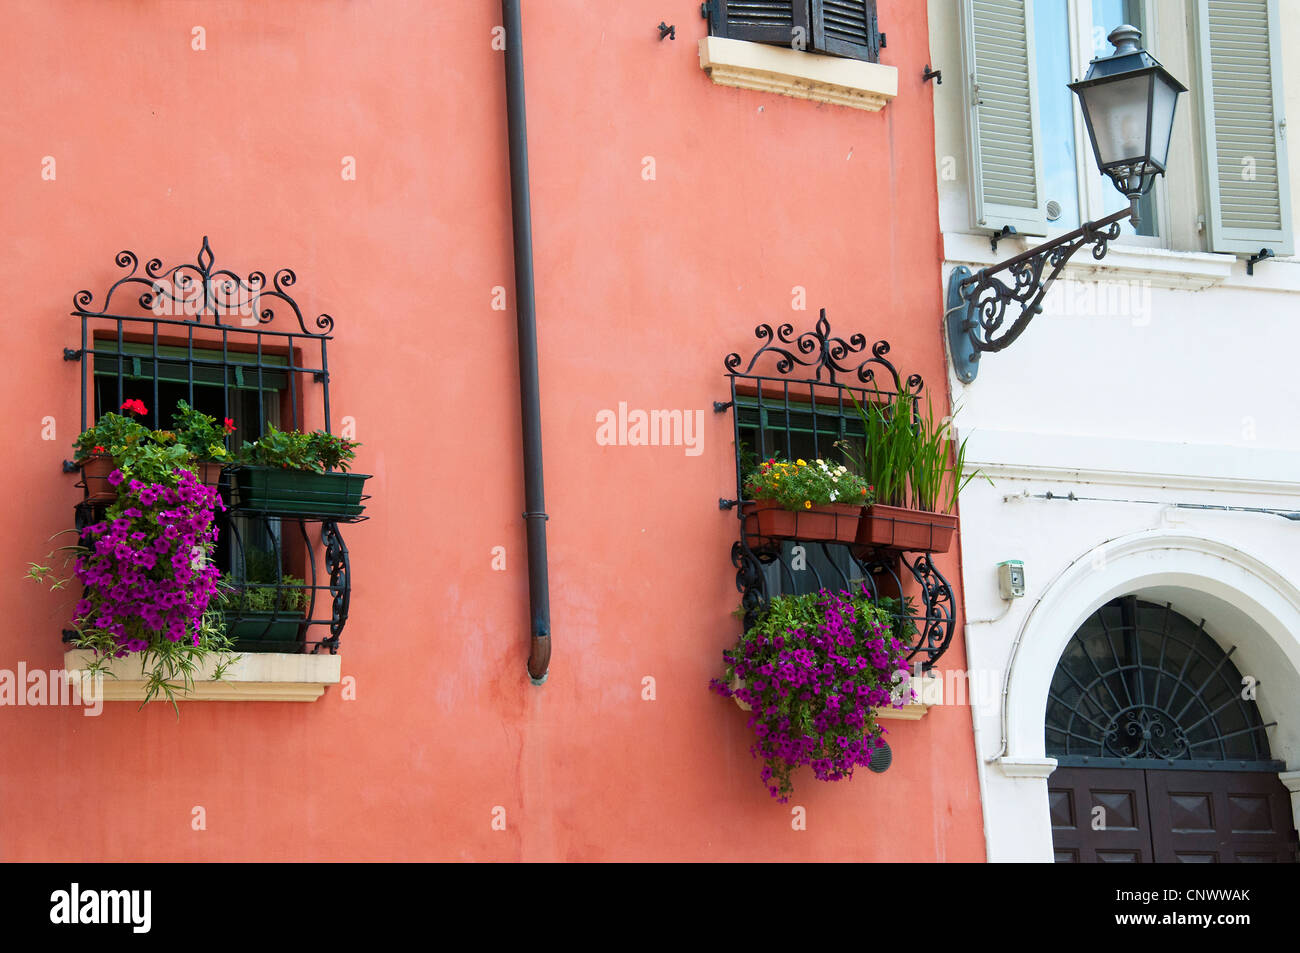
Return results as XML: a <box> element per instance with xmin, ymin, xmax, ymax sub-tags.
<box><xmin>945</xmin><ymin>207</ymin><xmax>1131</xmax><ymax>384</ymax></box>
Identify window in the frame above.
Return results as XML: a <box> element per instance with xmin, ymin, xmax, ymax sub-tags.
<box><xmin>959</xmin><ymin>0</ymin><xmax>1293</xmax><ymax>257</ymax></box>
<box><xmin>1034</xmin><ymin>0</ymin><xmax>1159</xmax><ymax>239</ymax></box>
<box><xmin>704</xmin><ymin>0</ymin><xmax>883</xmax><ymax>63</ymax></box>
<box><xmin>737</xmin><ymin>394</ymin><xmax>866</xmax><ymax>596</ymax></box>
<box><xmin>68</xmin><ymin>238</ymin><xmax>354</xmax><ymax>656</ymax></box>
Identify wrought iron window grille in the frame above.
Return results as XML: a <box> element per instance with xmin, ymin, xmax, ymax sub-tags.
<box><xmin>1046</xmin><ymin>597</ymin><xmax>1281</xmax><ymax>772</ymax></box>
<box><xmin>62</xmin><ymin>237</ymin><xmax>354</xmax><ymax>654</ymax></box>
<box><xmin>719</xmin><ymin>309</ymin><xmax>955</xmax><ymax>671</ymax></box>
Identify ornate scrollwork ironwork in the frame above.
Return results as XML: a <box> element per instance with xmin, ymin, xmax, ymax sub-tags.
<box><xmin>725</xmin><ymin>308</ymin><xmax>921</xmax><ymax>394</ymax></box>
<box><xmin>71</xmin><ymin>236</ymin><xmax>334</xmax><ymax>336</ymax></box>
<box><xmin>1104</xmin><ymin>707</ymin><xmax>1190</xmax><ymax>761</ymax></box>
<box><xmin>945</xmin><ymin>207</ymin><xmax>1132</xmax><ymax>383</ymax></box>
<box><xmin>321</xmin><ymin>520</ymin><xmax>350</xmax><ymax>654</ymax></box>
<box><xmin>722</xmin><ymin>309</ymin><xmax>954</xmax><ymax>670</ymax></box>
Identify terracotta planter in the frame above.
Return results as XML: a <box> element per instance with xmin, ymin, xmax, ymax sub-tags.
<box><xmin>742</xmin><ymin>500</ymin><xmax>862</xmax><ymax>545</ymax></box>
<box><xmin>79</xmin><ymin>455</ymin><xmax>117</xmax><ymax>502</ymax></box>
<box><xmin>856</xmin><ymin>504</ymin><xmax>957</xmax><ymax>554</ymax></box>
<box><xmin>195</xmin><ymin>461</ymin><xmax>225</xmax><ymax>488</ymax></box>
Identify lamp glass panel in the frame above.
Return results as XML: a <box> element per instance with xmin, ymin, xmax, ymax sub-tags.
<box><xmin>1148</xmin><ymin>73</ymin><xmax>1179</xmax><ymax>167</ymax></box>
<box><xmin>1080</xmin><ymin>74</ymin><xmax>1151</xmax><ymax>166</ymax></box>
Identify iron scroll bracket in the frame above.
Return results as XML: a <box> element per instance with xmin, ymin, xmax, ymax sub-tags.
<box><xmin>946</xmin><ymin>206</ymin><xmax>1132</xmax><ymax>384</ymax></box>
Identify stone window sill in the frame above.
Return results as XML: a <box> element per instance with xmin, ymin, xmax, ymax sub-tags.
<box><xmin>63</xmin><ymin>649</ymin><xmax>341</xmax><ymax>703</ymax></box>
<box><xmin>699</xmin><ymin>36</ymin><xmax>898</xmax><ymax>112</ymax></box>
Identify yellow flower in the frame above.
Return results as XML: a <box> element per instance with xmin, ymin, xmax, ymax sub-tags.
<box><xmin>796</xmin><ymin>459</ymin><xmax>807</xmax><ymax>467</ymax></box>
<box><xmin>804</xmin><ymin>500</ymin><xmax>812</xmax><ymax>509</ymax></box>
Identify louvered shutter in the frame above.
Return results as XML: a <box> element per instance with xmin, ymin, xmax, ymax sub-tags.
<box><xmin>959</xmin><ymin>0</ymin><xmax>1048</xmax><ymax>235</ymax></box>
<box><xmin>810</xmin><ymin>0</ymin><xmax>881</xmax><ymax>63</ymax></box>
<box><xmin>708</xmin><ymin>1</ymin><xmax>811</xmax><ymax>47</ymax></box>
<box><xmin>1196</xmin><ymin>0</ymin><xmax>1293</xmax><ymax>256</ymax></box>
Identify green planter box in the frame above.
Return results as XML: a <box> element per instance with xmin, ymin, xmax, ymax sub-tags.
<box><xmin>225</xmin><ymin>613</ymin><xmax>305</xmax><ymax>648</ymax></box>
<box><xmin>233</xmin><ymin>467</ymin><xmax>370</xmax><ymax>517</ymax></box>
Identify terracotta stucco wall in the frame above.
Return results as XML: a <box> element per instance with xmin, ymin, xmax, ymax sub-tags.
<box><xmin>0</xmin><ymin>0</ymin><xmax>983</xmax><ymax>861</ymax></box>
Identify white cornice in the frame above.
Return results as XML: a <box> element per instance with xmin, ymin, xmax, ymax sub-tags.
<box><xmin>961</xmin><ymin>430</ymin><xmax>1300</xmax><ymax>498</ymax></box>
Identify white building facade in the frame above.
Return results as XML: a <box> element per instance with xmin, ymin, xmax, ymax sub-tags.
<box><xmin>930</xmin><ymin>0</ymin><xmax>1300</xmax><ymax>861</ymax></box>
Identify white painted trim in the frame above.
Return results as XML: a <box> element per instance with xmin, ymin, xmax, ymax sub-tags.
<box><xmin>960</xmin><ymin>428</ymin><xmax>1300</xmax><ymax>496</ymax></box>
<box><xmin>993</xmin><ymin>756</ymin><xmax>1058</xmax><ymax>779</ymax></box>
<box><xmin>698</xmin><ymin>36</ymin><xmax>898</xmax><ymax>112</ymax></box>
<box><xmin>63</xmin><ymin>649</ymin><xmax>341</xmax><ymax>702</ymax></box>
<box><xmin>944</xmin><ymin>230</ymin><xmax>1234</xmax><ymax>290</ymax></box>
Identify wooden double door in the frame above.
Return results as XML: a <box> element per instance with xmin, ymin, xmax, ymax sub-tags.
<box><xmin>1050</xmin><ymin>766</ymin><xmax>1298</xmax><ymax>862</ymax></box>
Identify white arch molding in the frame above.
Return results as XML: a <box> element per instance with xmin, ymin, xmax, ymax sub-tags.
<box><xmin>985</xmin><ymin>528</ymin><xmax>1300</xmax><ymax>862</ymax></box>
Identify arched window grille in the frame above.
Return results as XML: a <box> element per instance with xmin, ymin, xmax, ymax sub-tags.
<box><xmin>1046</xmin><ymin>597</ymin><xmax>1281</xmax><ymax>770</ymax></box>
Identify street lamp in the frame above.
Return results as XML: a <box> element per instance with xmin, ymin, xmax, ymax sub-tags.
<box><xmin>945</xmin><ymin>26</ymin><xmax>1186</xmax><ymax>383</ymax></box>
<box><xmin>1069</xmin><ymin>25</ymin><xmax>1187</xmax><ymax>227</ymax></box>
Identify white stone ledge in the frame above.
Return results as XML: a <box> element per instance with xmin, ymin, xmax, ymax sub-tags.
<box><xmin>699</xmin><ymin>36</ymin><xmax>897</xmax><ymax>112</ymax></box>
<box><xmin>944</xmin><ymin>231</ymin><xmax>1236</xmax><ymax>291</ymax></box>
<box><xmin>994</xmin><ymin>757</ymin><xmax>1059</xmax><ymax>780</ymax></box>
<box><xmin>63</xmin><ymin>649</ymin><xmax>341</xmax><ymax>702</ymax></box>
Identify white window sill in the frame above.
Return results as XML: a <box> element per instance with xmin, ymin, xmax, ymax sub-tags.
<box><xmin>944</xmin><ymin>231</ymin><xmax>1237</xmax><ymax>292</ymax></box>
<box><xmin>63</xmin><ymin>649</ymin><xmax>341</xmax><ymax>702</ymax></box>
<box><xmin>699</xmin><ymin>36</ymin><xmax>897</xmax><ymax>112</ymax></box>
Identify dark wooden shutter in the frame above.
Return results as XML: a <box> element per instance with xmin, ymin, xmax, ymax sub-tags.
<box><xmin>707</xmin><ymin>1</ymin><xmax>811</xmax><ymax>48</ymax></box>
<box><xmin>810</xmin><ymin>0</ymin><xmax>881</xmax><ymax>62</ymax></box>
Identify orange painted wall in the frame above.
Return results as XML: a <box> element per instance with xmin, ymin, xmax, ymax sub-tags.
<box><xmin>0</xmin><ymin>1</ymin><xmax>984</xmax><ymax>861</ymax></box>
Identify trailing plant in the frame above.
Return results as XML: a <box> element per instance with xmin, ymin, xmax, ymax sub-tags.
<box><xmin>171</xmin><ymin>400</ymin><xmax>236</xmax><ymax>464</ymax></box>
<box><xmin>27</xmin><ymin>466</ymin><xmax>237</xmax><ymax>713</ymax></box>
<box><xmin>238</xmin><ymin>422</ymin><xmax>360</xmax><ymax>473</ymax></box>
<box><xmin>710</xmin><ymin>585</ymin><xmax>912</xmax><ymax>801</ymax></box>
<box><xmin>743</xmin><ymin>457</ymin><xmax>874</xmax><ymax>511</ymax></box>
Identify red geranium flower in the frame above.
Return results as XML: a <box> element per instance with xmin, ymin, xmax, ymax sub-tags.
<box><xmin>93</xmin><ymin>445</ymin><xmax>106</xmax><ymax>454</ymax></box>
<box><xmin>120</xmin><ymin>399</ymin><xmax>148</xmax><ymax>415</ymax></box>
<box><xmin>223</xmin><ymin>418</ymin><xmax>236</xmax><ymax>434</ymax></box>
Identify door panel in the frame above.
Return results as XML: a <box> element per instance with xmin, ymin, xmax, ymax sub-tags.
<box><xmin>1145</xmin><ymin>770</ymin><xmax>1298</xmax><ymax>863</ymax></box>
<box><xmin>1048</xmin><ymin>767</ymin><xmax>1154</xmax><ymax>863</ymax></box>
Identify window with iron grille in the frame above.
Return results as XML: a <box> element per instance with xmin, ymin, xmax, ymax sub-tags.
<box><xmin>65</xmin><ymin>238</ymin><xmax>355</xmax><ymax>655</ymax></box>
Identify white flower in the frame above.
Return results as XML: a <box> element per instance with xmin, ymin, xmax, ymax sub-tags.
<box><xmin>829</xmin><ymin>491</ymin><xmax>838</xmax><ymax>501</ymax></box>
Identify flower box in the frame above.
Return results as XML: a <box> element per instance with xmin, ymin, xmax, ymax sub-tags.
<box><xmin>856</xmin><ymin>504</ymin><xmax>957</xmax><ymax>554</ymax></box>
<box><xmin>232</xmin><ymin>467</ymin><xmax>370</xmax><ymax>517</ymax></box>
<box><xmin>742</xmin><ymin>500</ymin><xmax>862</xmax><ymax>545</ymax></box>
<box><xmin>225</xmin><ymin>612</ymin><xmax>305</xmax><ymax>650</ymax></box>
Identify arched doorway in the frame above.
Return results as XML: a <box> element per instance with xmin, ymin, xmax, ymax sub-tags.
<box><xmin>1046</xmin><ymin>597</ymin><xmax>1297</xmax><ymax>862</ymax></box>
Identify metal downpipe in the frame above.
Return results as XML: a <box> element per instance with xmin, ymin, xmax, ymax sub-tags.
<box><xmin>501</xmin><ymin>0</ymin><xmax>551</xmax><ymax>685</ymax></box>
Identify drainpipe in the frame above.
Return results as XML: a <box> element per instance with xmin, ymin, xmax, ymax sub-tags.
<box><xmin>501</xmin><ymin>0</ymin><xmax>551</xmax><ymax>685</ymax></box>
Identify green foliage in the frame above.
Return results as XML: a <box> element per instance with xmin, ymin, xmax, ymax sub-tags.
<box><xmin>238</xmin><ymin>422</ymin><xmax>359</xmax><ymax>473</ymax></box>
<box><xmin>841</xmin><ymin>387</ymin><xmax>917</xmax><ymax>509</ymax></box>
<box><xmin>113</xmin><ymin>432</ymin><xmax>198</xmax><ymax>486</ymax></box>
<box><xmin>217</xmin><ymin>572</ymin><xmax>309</xmax><ymax>615</ymax></box>
<box><xmin>171</xmin><ymin>400</ymin><xmax>234</xmax><ymax>463</ymax></box>
<box><xmin>72</xmin><ymin>411</ymin><xmax>151</xmax><ymax>464</ymax></box>
<box><xmin>843</xmin><ymin>387</ymin><xmax>989</xmax><ymax>514</ymax></box>
<box><xmin>743</xmin><ymin>457</ymin><xmax>874</xmax><ymax>511</ymax></box>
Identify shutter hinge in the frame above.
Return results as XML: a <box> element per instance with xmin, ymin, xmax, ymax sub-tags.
<box><xmin>701</xmin><ymin>1</ymin><xmax>717</xmax><ymax>21</ymax></box>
